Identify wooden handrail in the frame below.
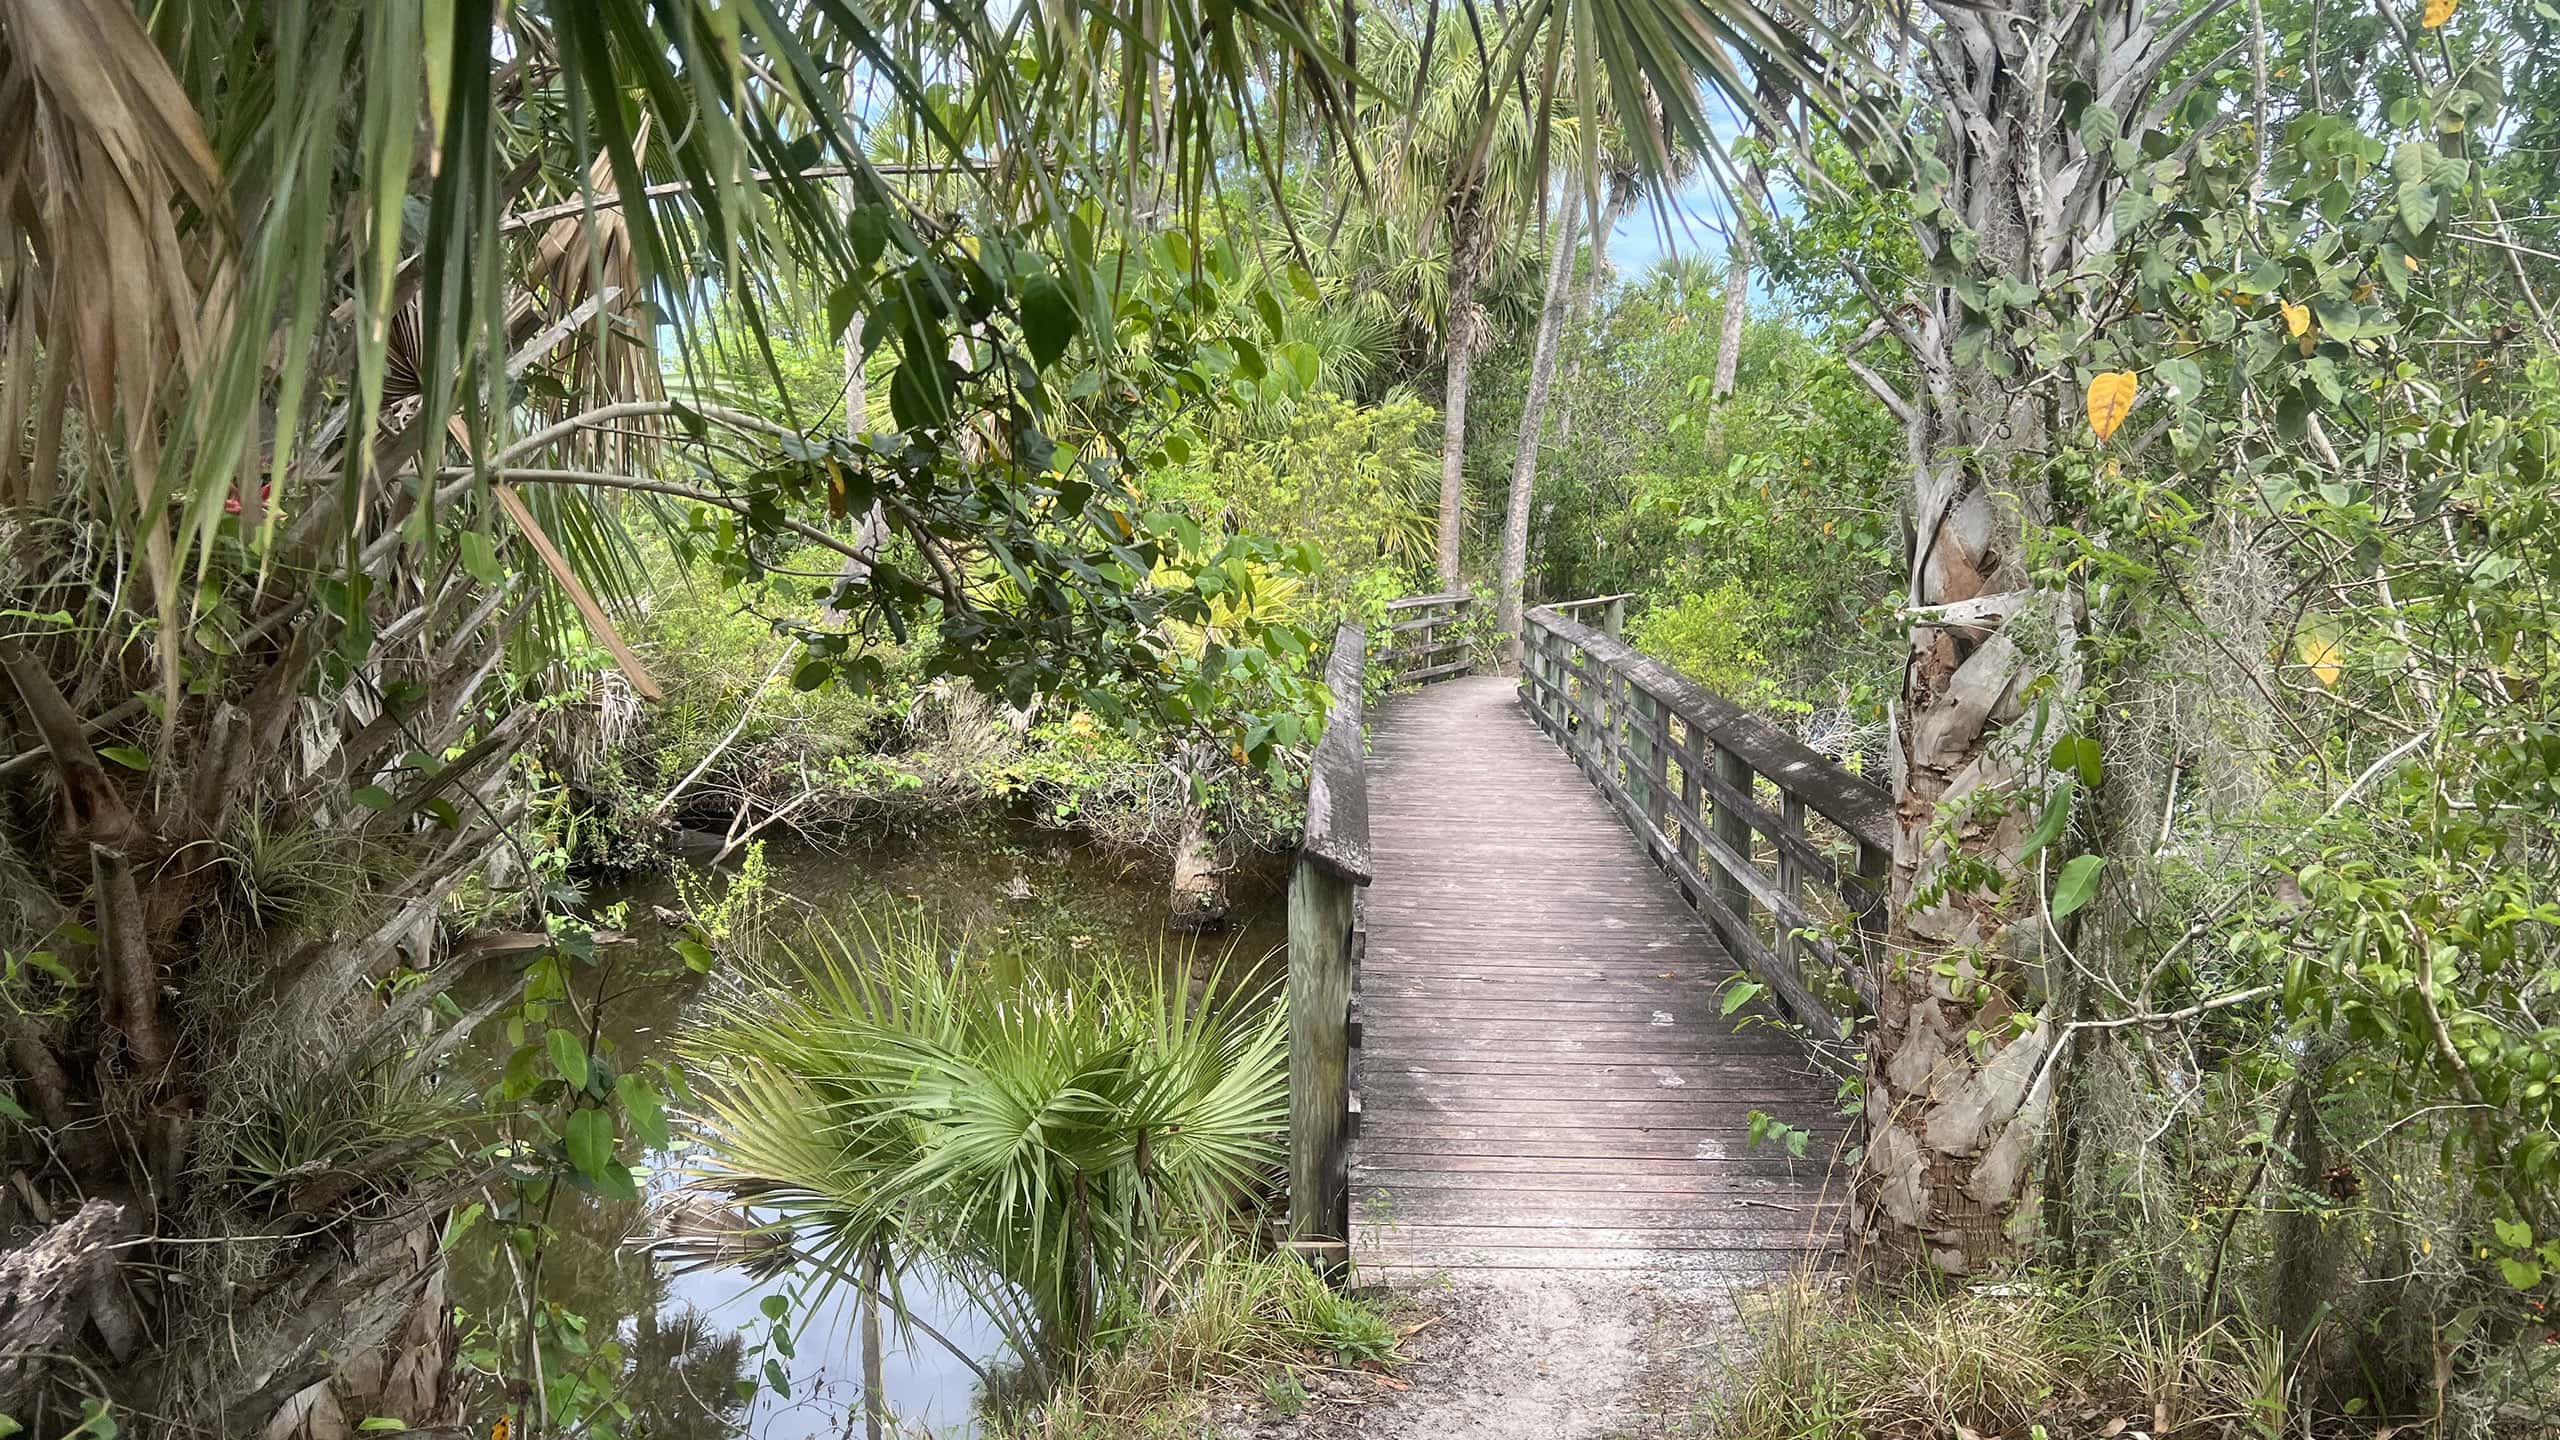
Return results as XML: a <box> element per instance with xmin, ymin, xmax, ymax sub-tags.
<box><xmin>1299</xmin><ymin>624</ymin><xmax>1373</xmax><ymax>884</ymax></box>
<box><xmin>1518</xmin><ymin>603</ymin><xmax>1891</xmax><ymax>1033</ymax></box>
<box><xmin>1381</xmin><ymin>592</ymin><xmax>1474</xmax><ymax>686</ymax></box>
<box><xmin>1289</xmin><ymin>621</ymin><xmax>1370</xmax><ymax>1264</ymax></box>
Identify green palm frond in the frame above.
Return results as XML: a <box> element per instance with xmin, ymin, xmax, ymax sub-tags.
<box><xmin>683</xmin><ymin>913</ymin><xmax>1287</xmax><ymax>1373</ymax></box>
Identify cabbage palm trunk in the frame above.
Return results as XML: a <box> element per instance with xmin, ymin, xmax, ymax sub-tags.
<box><xmin>1848</xmin><ymin>0</ymin><xmax>2234</xmax><ymax>1281</ymax></box>
<box><xmin>1435</xmin><ymin>180</ymin><xmax>1495</xmax><ymax>588</ymax></box>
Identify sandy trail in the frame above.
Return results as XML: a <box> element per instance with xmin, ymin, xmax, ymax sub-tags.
<box><xmin>1232</xmin><ymin>1270</ymin><xmax>1756</xmax><ymax>1440</ymax></box>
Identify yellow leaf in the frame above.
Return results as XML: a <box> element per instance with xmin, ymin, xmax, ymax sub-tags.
<box><xmin>2281</xmin><ymin>301</ymin><xmax>2310</xmax><ymax>337</ymax></box>
<box><xmin>2298</xmin><ymin>630</ymin><xmax>2345</xmax><ymax>688</ymax></box>
<box><xmin>2422</xmin><ymin>0</ymin><xmax>2455</xmax><ymax>27</ymax></box>
<box><xmin>2403</xmin><ymin>253</ymin><xmax>2421</xmax><ymax>273</ymax></box>
<box><xmin>2086</xmin><ymin>371</ymin><xmax>2139</xmax><ymax>443</ymax></box>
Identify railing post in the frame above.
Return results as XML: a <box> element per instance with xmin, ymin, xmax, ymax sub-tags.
<box><xmin>1777</xmin><ymin>791</ymin><xmax>1806</xmax><ymax>973</ymax></box>
<box><xmin>1631</xmin><ymin>686</ymin><xmax>1668</xmax><ymax>840</ymax></box>
<box><xmin>1675</xmin><ymin>718</ymin><xmax>1703</xmax><ymax>876</ymax></box>
<box><xmin>1288</xmin><ymin>852</ymin><xmax>1357</xmax><ymax>1252</ymax></box>
<box><xmin>1603</xmin><ymin>595</ymin><xmax>1625</xmax><ymax>637</ymax></box>
<box><xmin>1289</xmin><ymin>622</ymin><xmax>1372</xmax><ymax>1271</ymax></box>
<box><xmin>1711</xmin><ymin>743</ymin><xmax>1753</xmax><ymax>919</ymax></box>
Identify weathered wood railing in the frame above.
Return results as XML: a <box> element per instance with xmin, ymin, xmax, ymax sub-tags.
<box><xmin>1287</xmin><ymin>620</ymin><xmax>1369</xmax><ymax>1263</ymax></box>
<box><xmin>1382</xmin><ymin>592</ymin><xmax>1473</xmax><ymax>685</ymax></box>
<box><xmin>1545</xmin><ymin>591</ymin><xmax>1633</xmax><ymax>637</ymax></box>
<box><xmin>1520</xmin><ymin>603</ymin><xmax>1893</xmax><ymax>1034</ymax></box>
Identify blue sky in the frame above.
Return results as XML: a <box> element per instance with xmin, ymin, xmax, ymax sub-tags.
<box><xmin>1608</xmin><ymin>176</ymin><xmax>1741</xmax><ymax>273</ymax></box>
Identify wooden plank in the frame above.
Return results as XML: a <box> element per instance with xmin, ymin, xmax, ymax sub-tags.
<box><xmin>1383</xmin><ymin>591</ymin><xmax>1473</xmax><ymax>611</ymax></box>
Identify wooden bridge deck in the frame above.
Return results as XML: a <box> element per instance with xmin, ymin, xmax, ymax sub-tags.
<box><xmin>1350</xmin><ymin>674</ymin><xmax>1845</xmax><ymax>1279</ymax></box>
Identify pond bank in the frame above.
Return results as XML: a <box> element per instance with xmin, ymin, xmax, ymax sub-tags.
<box><xmin>453</xmin><ymin>817</ymin><xmax>1292</xmax><ymax>1437</ymax></box>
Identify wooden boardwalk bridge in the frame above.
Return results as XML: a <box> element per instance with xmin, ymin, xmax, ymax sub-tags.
<box><xmin>1284</xmin><ymin>596</ymin><xmax>1894</xmax><ymax>1284</ymax></box>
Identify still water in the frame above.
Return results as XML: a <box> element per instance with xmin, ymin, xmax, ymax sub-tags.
<box><xmin>450</xmin><ymin>820</ymin><xmax>1286</xmax><ymax>1437</ymax></box>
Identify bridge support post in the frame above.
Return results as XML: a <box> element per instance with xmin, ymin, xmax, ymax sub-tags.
<box><xmin>1287</xmin><ymin>856</ymin><xmax>1357</xmax><ymax>1257</ymax></box>
<box><xmin>1288</xmin><ymin>621</ymin><xmax>1372</xmax><ymax>1276</ymax></box>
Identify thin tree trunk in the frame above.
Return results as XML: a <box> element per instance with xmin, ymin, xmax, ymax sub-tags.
<box><xmin>1496</xmin><ymin>202</ymin><xmax>1583</xmax><ymax>659</ymax></box>
<box><xmin>1712</xmin><ymin>156</ymin><xmax>1767</xmax><ymax>400</ymax></box>
<box><xmin>1556</xmin><ymin>169</ymin><xmax>1636</xmax><ymax>448</ymax></box>
<box><xmin>1435</xmin><ymin>187</ymin><xmax>1491</xmax><ymax>589</ymax></box>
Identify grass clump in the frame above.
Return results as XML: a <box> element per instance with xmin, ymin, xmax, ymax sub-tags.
<box><xmin>1714</xmin><ymin>1272</ymin><xmax>2270</xmax><ymax>1440</ymax></box>
<box><xmin>998</xmin><ymin>1246</ymin><xmax>1403</xmax><ymax>1439</ymax></box>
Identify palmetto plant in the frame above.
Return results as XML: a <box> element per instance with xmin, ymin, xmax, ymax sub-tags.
<box><xmin>682</xmin><ymin>918</ymin><xmax>1289</xmax><ymax>1386</ymax></box>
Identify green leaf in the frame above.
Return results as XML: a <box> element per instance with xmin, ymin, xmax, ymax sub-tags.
<box><xmin>2494</xmin><ymin>1217</ymin><xmax>2535</xmax><ymax>1249</ymax></box>
<box><xmin>350</xmin><ymin>785</ymin><xmax>395</xmax><ymax>810</ymax></box>
<box><xmin>2394</xmin><ymin>141</ymin><xmax>2439</xmax><ymax>234</ymax></box>
<box><xmin>2499</xmin><ymin>1256</ymin><xmax>2543</xmax><ymax>1290</ymax></box>
<box><xmin>548</xmin><ymin>1028</ymin><xmax>591</xmax><ymax>1091</ymax></box>
<box><xmin>99</xmin><ymin>745</ymin><xmax>151</xmax><ymax>772</ymax></box>
<box><xmin>2022</xmin><ymin>776</ymin><xmax>2077</xmax><ymax>859</ymax></box>
<box><xmin>674</xmin><ymin>938</ymin><xmax>716</xmax><ymax>973</ymax></box>
<box><xmin>358</xmin><ymin>1420</ymin><xmax>412</xmax><ymax>1432</ymax></box>
<box><xmin>617</xmin><ymin>1071</ymin><xmax>670</xmax><ymax>1149</ymax></box>
<box><xmin>565</xmin><ymin>1104</ymin><xmax>615</xmax><ymax>1181</ymax></box>
<box><xmin>2155</xmin><ymin>356</ymin><xmax>2204</xmax><ymax>404</ymax></box>
<box><xmin>792</xmin><ymin>658</ymin><xmax>832</xmax><ymax>692</ymax></box>
<box><xmin>2049</xmin><ymin>735</ymin><xmax>2102</xmax><ymax>787</ymax></box>
<box><xmin>826</xmin><ymin>281</ymin><xmax>865</xmax><ymax>342</ymax></box>
<box><xmin>2305</xmin><ymin>355</ymin><xmax>2344</xmax><ymax>404</ymax></box>
<box><xmin>2051</xmin><ymin>855</ymin><xmax>2105</xmax><ymax>919</ymax></box>
<box><xmin>1721</xmin><ymin>979</ymin><xmax>1767</xmax><ymax>1016</ymax></box>
<box><xmin>1018</xmin><ymin>271</ymin><xmax>1080</xmax><ymax>370</ymax></box>
<box><xmin>457</xmin><ymin>531</ymin><xmax>503</xmax><ymax>586</ymax></box>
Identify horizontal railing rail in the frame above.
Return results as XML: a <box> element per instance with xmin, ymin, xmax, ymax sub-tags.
<box><xmin>1381</xmin><ymin>591</ymin><xmax>1474</xmax><ymax>685</ymax></box>
<box><xmin>1545</xmin><ymin>592</ymin><xmax>1634</xmax><ymax>636</ymax></box>
<box><xmin>1287</xmin><ymin>619</ymin><xmax>1371</xmax><ymax>1268</ymax></box>
<box><xmin>1520</xmin><ymin>603</ymin><xmax>1893</xmax><ymax>1034</ymax></box>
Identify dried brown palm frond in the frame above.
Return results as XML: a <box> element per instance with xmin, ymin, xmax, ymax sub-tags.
<box><xmin>516</xmin><ymin>128</ymin><xmax>662</xmax><ymax>472</ymax></box>
<box><xmin>0</xmin><ymin>0</ymin><xmax>228</xmax><ymax>523</ymax></box>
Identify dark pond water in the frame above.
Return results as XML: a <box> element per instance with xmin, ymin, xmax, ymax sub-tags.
<box><xmin>449</xmin><ymin>819</ymin><xmax>1287</xmax><ymax>1437</ymax></box>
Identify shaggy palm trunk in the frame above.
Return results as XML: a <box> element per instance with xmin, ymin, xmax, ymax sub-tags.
<box><xmin>0</xmin><ymin>576</ymin><xmax>515</xmax><ymax>1428</ymax></box>
<box><xmin>1169</xmin><ymin>741</ymin><xmax>1227</xmax><ymax>929</ymax></box>
<box><xmin>1853</xmin><ymin>0</ymin><xmax>2204</xmax><ymax>1280</ymax></box>
<box><xmin>1434</xmin><ymin>183</ymin><xmax>1493</xmax><ymax>589</ymax></box>
<box><xmin>1496</xmin><ymin>202</ymin><xmax>1584</xmax><ymax>659</ymax></box>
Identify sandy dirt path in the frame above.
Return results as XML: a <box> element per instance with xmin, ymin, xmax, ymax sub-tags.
<box><xmin>1224</xmin><ymin>1271</ymin><xmax>1758</xmax><ymax>1440</ymax></box>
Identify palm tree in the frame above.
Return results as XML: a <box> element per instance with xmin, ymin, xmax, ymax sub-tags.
<box><xmin>681</xmin><ymin>918</ymin><xmax>1289</xmax><ymax>1388</ymax></box>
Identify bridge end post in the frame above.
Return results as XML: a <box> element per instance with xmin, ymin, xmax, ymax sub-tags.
<box><xmin>1289</xmin><ymin>622</ymin><xmax>1371</xmax><ymax>1277</ymax></box>
<box><xmin>1286</xmin><ymin>854</ymin><xmax>1358</xmax><ymax>1259</ymax></box>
